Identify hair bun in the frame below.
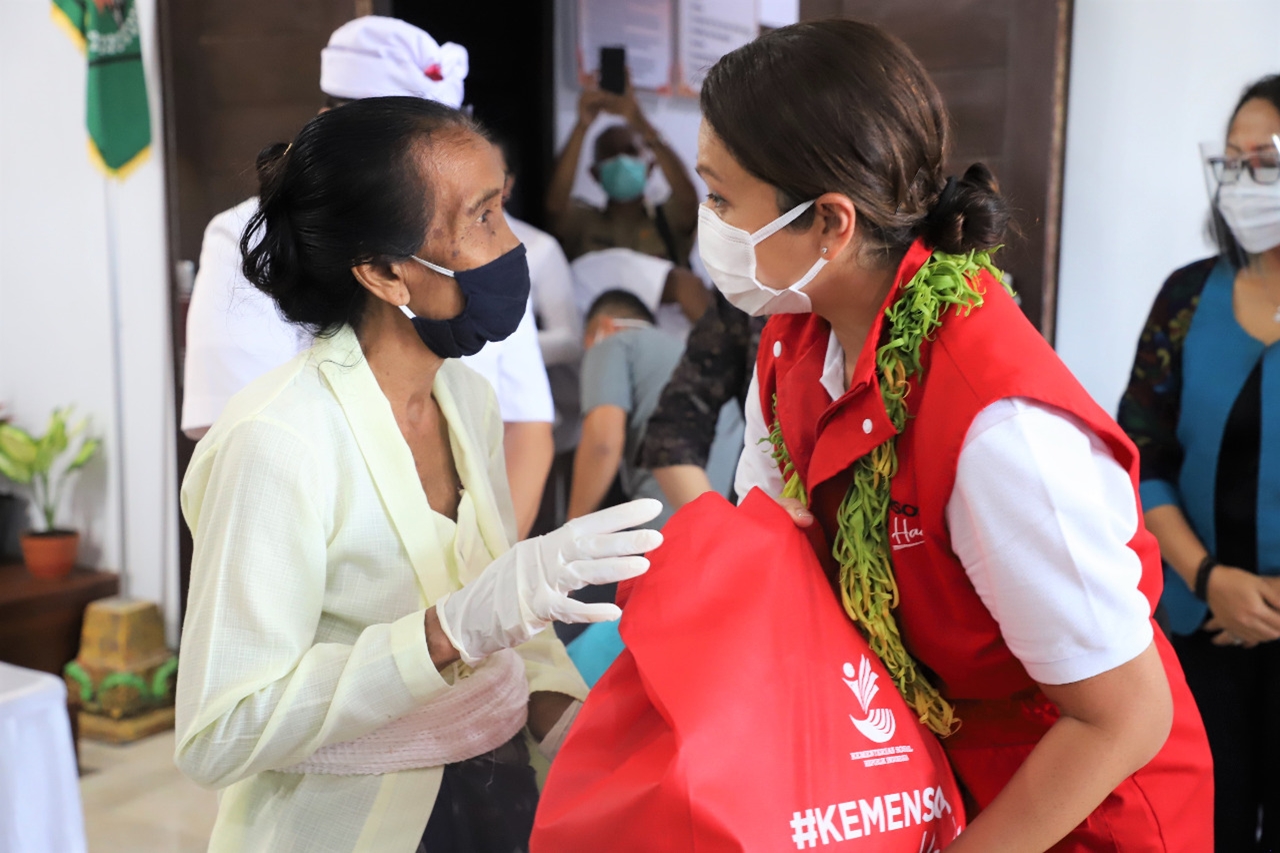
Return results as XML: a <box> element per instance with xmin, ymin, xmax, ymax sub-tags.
<box><xmin>242</xmin><ymin>141</ymin><xmax>301</xmax><ymax>325</ymax></box>
<box><xmin>917</xmin><ymin>163</ymin><xmax>1010</xmax><ymax>255</ymax></box>
<box><xmin>254</xmin><ymin>141</ymin><xmax>292</xmax><ymax>199</ymax></box>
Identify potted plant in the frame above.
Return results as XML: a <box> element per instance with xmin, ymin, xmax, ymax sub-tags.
<box><xmin>0</xmin><ymin>408</ymin><xmax>100</xmax><ymax>580</ymax></box>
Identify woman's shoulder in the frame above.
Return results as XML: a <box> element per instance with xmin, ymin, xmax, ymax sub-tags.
<box><xmin>191</xmin><ymin>353</ymin><xmax>344</xmax><ymax>468</ymax></box>
<box><xmin>1155</xmin><ymin>255</ymin><xmax>1220</xmax><ymax>307</ymax></box>
<box><xmin>180</xmin><ymin>369</ymin><xmax>340</xmax><ymax>529</ymax></box>
<box><xmin>1137</xmin><ymin>255</ymin><xmax>1222</xmax><ymax>349</ymax></box>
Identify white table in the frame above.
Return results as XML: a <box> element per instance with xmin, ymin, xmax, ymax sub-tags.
<box><xmin>0</xmin><ymin>661</ymin><xmax>87</xmax><ymax>853</ymax></box>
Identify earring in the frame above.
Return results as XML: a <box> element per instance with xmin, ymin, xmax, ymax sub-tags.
<box><xmin>821</xmin><ymin>247</ymin><xmax>829</xmax><ymax>255</ymax></box>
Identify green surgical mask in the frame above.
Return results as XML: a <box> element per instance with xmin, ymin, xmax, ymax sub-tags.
<box><xmin>599</xmin><ymin>154</ymin><xmax>648</xmax><ymax>202</ymax></box>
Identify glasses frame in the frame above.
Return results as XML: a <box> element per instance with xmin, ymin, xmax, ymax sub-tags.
<box><xmin>1205</xmin><ymin>134</ymin><xmax>1280</xmax><ymax>185</ymax></box>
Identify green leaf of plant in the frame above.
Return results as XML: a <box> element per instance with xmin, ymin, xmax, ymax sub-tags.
<box><xmin>32</xmin><ymin>444</ymin><xmax>54</xmax><ymax>476</ymax></box>
<box><xmin>42</xmin><ymin>412</ymin><xmax>69</xmax><ymax>462</ymax></box>
<box><xmin>67</xmin><ymin>438</ymin><xmax>100</xmax><ymax>472</ymax></box>
<box><xmin>0</xmin><ymin>451</ymin><xmax>32</xmax><ymax>484</ymax></box>
<box><xmin>0</xmin><ymin>424</ymin><xmax>38</xmax><ymax>466</ymax></box>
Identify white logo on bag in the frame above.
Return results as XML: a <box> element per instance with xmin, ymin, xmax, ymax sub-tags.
<box><xmin>843</xmin><ymin>658</ymin><xmax>897</xmax><ymax>744</ymax></box>
<box><xmin>786</xmin><ymin>789</ymin><xmax>955</xmax><ymax>849</ymax></box>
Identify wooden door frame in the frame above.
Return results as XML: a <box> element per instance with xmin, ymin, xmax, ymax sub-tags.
<box><xmin>799</xmin><ymin>0</ymin><xmax>1073</xmax><ymax>340</ymax></box>
<box><xmin>155</xmin><ymin>0</ymin><xmax>392</xmax><ymax>625</ymax></box>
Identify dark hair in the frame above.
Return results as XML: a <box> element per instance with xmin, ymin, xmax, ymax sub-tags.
<box><xmin>1212</xmin><ymin>74</ymin><xmax>1280</xmax><ymax>268</ymax></box>
<box><xmin>700</xmin><ymin>19</ymin><xmax>1009</xmax><ymax>262</ymax></box>
<box><xmin>242</xmin><ymin>96</ymin><xmax>482</xmax><ymax>335</ymax></box>
<box><xmin>587</xmin><ymin>289</ymin><xmax>655</xmax><ymax>324</ymax></box>
<box><xmin>593</xmin><ymin>124</ymin><xmax>641</xmax><ymax>164</ymax></box>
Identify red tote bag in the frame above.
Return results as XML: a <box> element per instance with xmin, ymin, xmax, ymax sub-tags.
<box><xmin>532</xmin><ymin>490</ymin><xmax>965</xmax><ymax>852</ymax></box>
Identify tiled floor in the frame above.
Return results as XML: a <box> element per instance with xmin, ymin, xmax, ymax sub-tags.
<box><xmin>79</xmin><ymin>730</ymin><xmax>217</xmax><ymax>852</ymax></box>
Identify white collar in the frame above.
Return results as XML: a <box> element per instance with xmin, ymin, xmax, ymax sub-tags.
<box><xmin>820</xmin><ymin>329</ymin><xmax>846</xmax><ymax>402</ymax></box>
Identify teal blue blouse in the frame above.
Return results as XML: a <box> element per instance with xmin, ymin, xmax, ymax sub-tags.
<box><xmin>1120</xmin><ymin>257</ymin><xmax>1280</xmax><ymax>634</ymax></box>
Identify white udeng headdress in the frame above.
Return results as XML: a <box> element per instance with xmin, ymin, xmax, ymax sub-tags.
<box><xmin>320</xmin><ymin>16</ymin><xmax>469</xmax><ymax>108</ymax></box>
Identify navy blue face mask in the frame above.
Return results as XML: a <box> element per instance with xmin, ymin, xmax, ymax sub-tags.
<box><xmin>399</xmin><ymin>243</ymin><xmax>530</xmax><ymax>359</ymax></box>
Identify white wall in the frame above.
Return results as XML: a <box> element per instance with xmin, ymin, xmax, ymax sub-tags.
<box><xmin>1057</xmin><ymin>0</ymin><xmax>1280</xmax><ymax>413</ymax></box>
<box><xmin>0</xmin><ymin>0</ymin><xmax>180</xmax><ymax>640</ymax></box>
<box><xmin>759</xmin><ymin>0</ymin><xmax>799</xmax><ymax>30</ymax></box>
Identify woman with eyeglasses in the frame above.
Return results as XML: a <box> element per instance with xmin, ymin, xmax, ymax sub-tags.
<box><xmin>1119</xmin><ymin>73</ymin><xmax>1280</xmax><ymax>851</ymax></box>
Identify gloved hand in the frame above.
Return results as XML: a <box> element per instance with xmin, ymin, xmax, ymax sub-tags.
<box><xmin>437</xmin><ymin>498</ymin><xmax>663</xmax><ymax>665</ymax></box>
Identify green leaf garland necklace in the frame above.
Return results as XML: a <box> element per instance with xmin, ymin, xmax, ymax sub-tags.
<box><xmin>769</xmin><ymin>248</ymin><xmax>1005</xmax><ymax>738</ymax></box>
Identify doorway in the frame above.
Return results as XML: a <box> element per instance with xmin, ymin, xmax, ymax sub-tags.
<box><xmin>393</xmin><ymin>1</ymin><xmax>558</xmax><ymax>228</ymax></box>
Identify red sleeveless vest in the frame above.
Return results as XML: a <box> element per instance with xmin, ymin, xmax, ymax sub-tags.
<box><xmin>756</xmin><ymin>240</ymin><xmax>1212</xmax><ymax>851</ymax></box>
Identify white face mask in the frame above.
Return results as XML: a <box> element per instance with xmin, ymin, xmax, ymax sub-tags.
<box><xmin>697</xmin><ymin>200</ymin><xmax>825</xmax><ymax>316</ymax></box>
<box><xmin>1217</xmin><ymin>177</ymin><xmax>1280</xmax><ymax>255</ymax></box>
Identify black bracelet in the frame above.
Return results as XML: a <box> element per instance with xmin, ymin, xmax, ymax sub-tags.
<box><xmin>1193</xmin><ymin>555</ymin><xmax>1219</xmax><ymax>602</ymax></box>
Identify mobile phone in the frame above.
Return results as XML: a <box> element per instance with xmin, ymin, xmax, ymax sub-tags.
<box><xmin>600</xmin><ymin>46</ymin><xmax>627</xmax><ymax>94</ymax></box>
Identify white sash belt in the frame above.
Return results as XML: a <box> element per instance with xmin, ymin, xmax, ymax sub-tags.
<box><xmin>281</xmin><ymin>648</ymin><xmax>528</xmax><ymax>776</ymax></box>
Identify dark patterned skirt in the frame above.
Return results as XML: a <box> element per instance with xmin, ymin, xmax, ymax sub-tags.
<box><xmin>416</xmin><ymin>733</ymin><xmax>539</xmax><ymax>853</ymax></box>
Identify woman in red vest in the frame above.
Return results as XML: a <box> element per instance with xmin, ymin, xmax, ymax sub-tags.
<box><xmin>693</xmin><ymin>20</ymin><xmax>1213</xmax><ymax>852</ymax></box>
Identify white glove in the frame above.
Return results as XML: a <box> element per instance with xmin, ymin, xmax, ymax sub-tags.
<box><xmin>436</xmin><ymin>499</ymin><xmax>663</xmax><ymax>665</ymax></box>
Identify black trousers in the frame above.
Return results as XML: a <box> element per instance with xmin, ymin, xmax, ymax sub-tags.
<box><xmin>416</xmin><ymin>734</ymin><xmax>539</xmax><ymax>853</ymax></box>
<box><xmin>1171</xmin><ymin>630</ymin><xmax>1280</xmax><ymax>852</ymax></box>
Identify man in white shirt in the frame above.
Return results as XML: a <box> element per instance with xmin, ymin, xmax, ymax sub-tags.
<box><xmin>494</xmin><ymin>140</ymin><xmax>584</xmax><ymax>459</ymax></box>
<box><xmin>511</xmin><ymin>215</ymin><xmax>579</xmax><ymax>366</ymax></box>
<box><xmin>568</xmin><ymin>247</ymin><xmax>711</xmax><ymax>341</ymax></box>
<box><xmin>181</xmin><ymin>16</ymin><xmax>554</xmax><ymax>537</ymax></box>
<box><xmin>495</xmin><ymin>144</ymin><xmax>580</xmax><ymax>369</ymax></box>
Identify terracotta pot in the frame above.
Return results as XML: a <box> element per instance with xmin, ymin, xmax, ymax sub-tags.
<box><xmin>20</xmin><ymin>531</ymin><xmax>80</xmax><ymax>581</ymax></box>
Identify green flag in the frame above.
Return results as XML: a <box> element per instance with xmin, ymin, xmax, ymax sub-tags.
<box><xmin>52</xmin><ymin>0</ymin><xmax>151</xmax><ymax>177</ymax></box>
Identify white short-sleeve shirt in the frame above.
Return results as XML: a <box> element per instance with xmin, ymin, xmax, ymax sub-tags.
<box><xmin>736</xmin><ymin>330</ymin><xmax>1152</xmax><ymax>686</ymax></box>
<box><xmin>181</xmin><ymin>198</ymin><xmax>553</xmax><ymax>432</ymax></box>
<box><xmin>181</xmin><ymin>199</ymin><xmax>308</xmax><ymax>433</ymax></box>
<box><xmin>569</xmin><ymin>247</ymin><xmax>699</xmax><ymax>341</ymax></box>
<box><xmin>458</xmin><ymin>297</ymin><xmax>554</xmax><ymax>423</ymax></box>
<box><xmin>507</xmin><ymin>215</ymin><xmax>581</xmax><ymax>367</ymax></box>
